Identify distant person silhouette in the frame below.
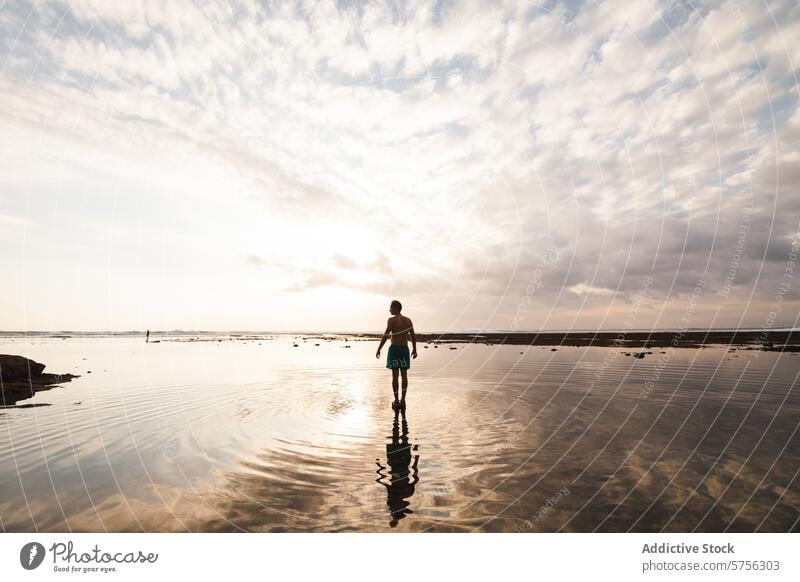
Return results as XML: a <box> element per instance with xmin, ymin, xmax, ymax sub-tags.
<box><xmin>146</xmin><ymin>330</ymin><xmax>150</xmax><ymax>343</ymax></box>
<box><xmin>375</xmin><ymin>300</ymin><xmax>417</xmax><ymax>410</ymax></box>
<box><xmin>375</xmin><ymin>406</ymin><xmax>419</xmax><ymax>528</ymax></box>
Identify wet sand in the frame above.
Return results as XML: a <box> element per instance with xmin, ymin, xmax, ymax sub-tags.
<box><xmin>0</xmin><ymin>335</ymin><xmax>798</xmax><ymax>532</ymax></box>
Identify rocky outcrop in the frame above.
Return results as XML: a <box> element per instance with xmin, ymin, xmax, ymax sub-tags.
<box><xmin>358</xmin><ymin>329</ymin><xmax>800</xmax><ymax>348</ymax></box>
<box><xmin>0</xmin><ymin>354</ymin><xmax>79</xmax><ymax>406</ymax></box>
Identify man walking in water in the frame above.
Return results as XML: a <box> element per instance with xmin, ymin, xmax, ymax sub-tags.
<box><xmin>376</xmin><ymin>300</ymin><xmax>417</xmax><ymax>410</ymax></box>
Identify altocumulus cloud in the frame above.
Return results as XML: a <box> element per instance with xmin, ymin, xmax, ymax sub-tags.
<box><xmin>0</xmin><ymin>0</ymin><xmax>798</xmax><ymax>331</ymax></box>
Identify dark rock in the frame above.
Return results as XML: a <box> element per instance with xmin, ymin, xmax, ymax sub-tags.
<box><xmin>768</xmin><ymin>345</ymin><xmax>800</xmax><ymax>352</ymax></box>
<box><xmin>0</xmin><ymin>355</ymin><xmax>46</xmax><ymax>380</ymax></box>
<box><xmin>1</xmin><ymin>354</ymin><xmax>79</xmax><ymax>406</ymax></box>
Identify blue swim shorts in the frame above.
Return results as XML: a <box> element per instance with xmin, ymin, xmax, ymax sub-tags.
<box><xmin>386</xmin><ymin>344</ymin><xmax>411</xmax><ymax>370</ymax></box>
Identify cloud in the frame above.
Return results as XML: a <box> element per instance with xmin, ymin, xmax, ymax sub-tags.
<box><xmin>371</xmin><ymin>252</ymin><xmax>392</xmax><ymax>274</ymax></box>
<box><xmin>285</xmin><ymin>271</ymin><xmax>338</xmax><ymax>292</ymax></box>
<box><xmin>0</xmin><ymin>0</ymin><xmax>798</xmax><ymax>330</ymax></box>
<box><xmin>568</xmin><ymin>284</ymin><xmax>616</xmax><ymax>297</ymax></box>
<box><xmin>332</xmin><ymin>254</ymin><xmax>358</xmax><ymax>269</ymax></box>
<box><xmin>331</xmin><ymin>252</ymin><xmax>392</xmax><ymax>273</ymax></box>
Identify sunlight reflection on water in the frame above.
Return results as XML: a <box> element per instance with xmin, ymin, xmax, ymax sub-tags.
<box><xmin>1</xmin><ymin>336</ymin><xmax>799</xmax><ymax>532</ymax></box>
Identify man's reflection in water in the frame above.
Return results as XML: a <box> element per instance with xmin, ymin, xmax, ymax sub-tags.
<box><xmin>376</xmin><ymin>406</ymin><xmax>419</xmax><ymax>528</ymax></box>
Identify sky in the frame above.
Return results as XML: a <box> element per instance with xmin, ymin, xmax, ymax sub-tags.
<box><xmin>0</xmin><ymin>0</ymin><xmax>799</xmax><ymax>332</ymax></box>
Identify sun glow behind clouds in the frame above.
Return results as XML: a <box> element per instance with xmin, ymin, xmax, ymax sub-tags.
<box><xmin>0</xmin><ymin>0</ymin><xmax>799</xmax><ymax>331</ymax></box>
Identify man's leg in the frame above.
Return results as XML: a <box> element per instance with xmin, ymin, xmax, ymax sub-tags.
<box><xmin>391</xmin><ymin>368</ymin><xmax>400</xmax><ymax>405</ymax></box>
<box><xmin>400</xmin><ymin>368</ymin><xmax>408</xmax><ymax>404</ymax></box>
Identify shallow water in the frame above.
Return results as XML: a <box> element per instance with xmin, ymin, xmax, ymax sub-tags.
<box><xmin>1</xmin><ymin>336</ymin><xmax>799</xmax><ymax>532</ymax></box>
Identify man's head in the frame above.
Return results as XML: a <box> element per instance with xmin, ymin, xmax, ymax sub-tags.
<box><xmin>389</xmin><ymin>300</ymin><xmax>402</xmax><ymax>315</ymax></box>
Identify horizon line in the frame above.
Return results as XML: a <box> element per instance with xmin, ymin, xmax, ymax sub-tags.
<box><xmin>1</xmin><ymin>327</ymin><xmax>798</xmax><ymax>335</ymax></box>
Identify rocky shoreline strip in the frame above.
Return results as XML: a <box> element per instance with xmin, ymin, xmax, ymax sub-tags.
<box><xmin>352</xmin><ymin>329</ymin><xmax>800</xmax><ymax>349</ymax></box>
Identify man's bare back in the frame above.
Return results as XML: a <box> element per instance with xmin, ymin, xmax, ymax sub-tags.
<box><xmin>387</xmin><ymin>315</ymin><xmax>413</xmax><ymax>345</ymax></box>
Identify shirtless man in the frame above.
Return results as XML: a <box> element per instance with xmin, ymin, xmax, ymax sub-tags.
<box><xmin>375</xmin><ymin>300</ymin><xmax>417</xmax><ymax>410</ymax></box>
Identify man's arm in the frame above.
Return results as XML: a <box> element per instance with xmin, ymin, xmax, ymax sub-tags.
<box><xmin>409</xmin><ymin>318</ymin><xmax>417</xmax><ymax>358</ymax></box>
<box><xmin>376</xmin><ymin>319</ymin><xmax>391</xmax><ymax>358</ymax></box>
<box><xmin>410</xmin><ymin>454</ymin><xmax>420</xmax><ymax>485</ymax></box>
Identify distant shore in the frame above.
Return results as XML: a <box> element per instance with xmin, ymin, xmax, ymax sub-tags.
<box><xmin>3</xmin><ymin>329</ymin><xmax>799</xmax><ymax>350</ymax></box>
<box><xmin>353</xmin><ymin>329</ymin><xmax>800</xmax><ymax>349</ymax></box>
